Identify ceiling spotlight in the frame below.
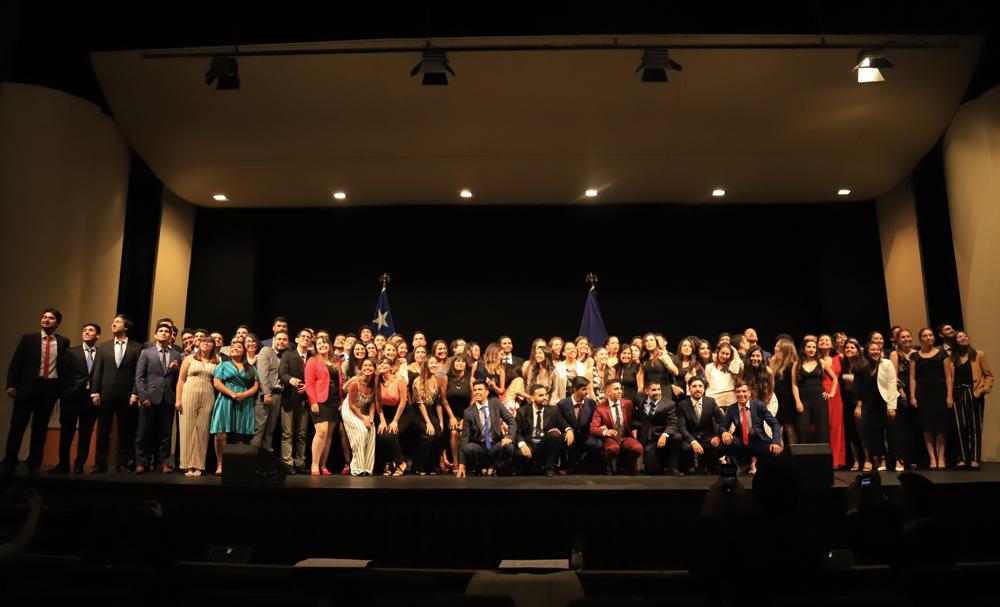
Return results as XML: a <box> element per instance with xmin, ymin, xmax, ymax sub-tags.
<box><xmin>854</xmin><ymin>50</ymin><xmax>893</xmax><ymax>83</ymax></box>
<box><xmin>410</xmin><ymin>49</ymin><xmax>455</xmax><ymax>85</ymax></box>
<box><xmin>205</xmin><ymin>56</ymin><xmax>240</xmax><ymax>90</ymax></box>
<box><xmin>712</xmin><ymin>189</ymin><xmax>726</xmax><ymax>197</ymax></box>
<box><xmin>212</xmin><ymin>194</ymin><xmax>228</xmax><ymax>202</ymax></box>
<box><xmin>636</xmin><ymin>48</ymin><xmax>683</xmax><ymax>83</ymax></box>
<box><xmin>838</xmin><ymin>189</ymin><xmax>852</xmax><ymax>196</ymax></box>
<box><xmin>333</xmin><ymin>191</ymin><xmax>347</xmax><ymax>200</ymax></box>
<box><xmin>459</xmin><ymin>189</ymin><xmax>473</xmax><ymax>199</ymax></box>
<box><xmin>585</xmin><ymin>189</ymin><xmax>599</xmax><ymax>198</ymax></box>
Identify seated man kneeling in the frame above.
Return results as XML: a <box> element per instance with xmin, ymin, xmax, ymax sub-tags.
<box><xmin>718</xmin><ymin>381</ymin><xmax>782</xmax><ymax>474</ymax></box>
<box><xmin>514</xmin><ymin>384</ymin><xmax>567</xmax><ymax>476</ymax></box>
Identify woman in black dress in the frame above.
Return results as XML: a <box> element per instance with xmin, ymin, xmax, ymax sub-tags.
<box><xmin>909</xmin><ymin>328</ymin><xmax>954</xmax><ymax>470</ymax></box>
<box><xmin>640</xmin><ymin>332</ymin><xmax>678</xmax><ymax>396</ymax></box>
<box><xmin>445</xmin><ymin>354</ymin><xmax>471</xmax><ymax>472</ymax></box>
<box><xmin>792</xmin><ymin>337</ymin><xmax>839</xmax><ymax>445</ymax></box>
<box><xmin>412</xmin><ymin>360</ymin><xmax>447</xmax><ymax>475</ymax></box>
<box><xmin>840</xmin><ymin>338</ymin><xmax>866</xmax><ymax>471</ymax></box>
<box><xmin>616</xmin><ymin>345</ymin><xmax>641</xmax><ymax>403</ymax></box>
<box><xmin>769</xmin><ymin>338</ymin><xmax>798</xmax><ymax>444</ymax></box>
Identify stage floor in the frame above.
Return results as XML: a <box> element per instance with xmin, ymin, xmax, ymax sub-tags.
<box><xmin>7</xmin><ymin>462</ymin><xmax>1000</xmax><ymax>490</ymax></box>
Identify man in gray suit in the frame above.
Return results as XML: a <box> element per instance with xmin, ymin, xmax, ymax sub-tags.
<box><xmin>252</xmin><ymin>330</ymin><xmax>288</xmax><ymax>452</ymax></box>
<box><xmin>134</xmin><ymin>322</ymin><xmax>183</xmax><ymax>473</ymax></box>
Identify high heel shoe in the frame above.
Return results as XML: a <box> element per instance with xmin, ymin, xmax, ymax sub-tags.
<box><xmin>321</xmin><ymin>469</ymin><xmax>332</xmax><ymax>476</ymax></box>
<box><xmin>310</xmin><ymin>469</ymin><xmax>321</xmax><ymax>476</ymax></box>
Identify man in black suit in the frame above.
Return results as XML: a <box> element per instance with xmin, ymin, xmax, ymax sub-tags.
<box><xmin>514</xmin><ymin>384</ymin><xmax>566</xmax><ymax>476</ymax></box>
<box><xmin>278</xmin><ymin>329</ymin><xmax>312</xmax><ymax>474</ymax></box>
<box><xmin>134</xmin><ymin>322</ymin><xmax>184</xmax><ymax>474</ymax></box>
<box><xmin>719</xmin><ymin>381</ymin><xmax>783</xmax><ymax>474</ymax></box>
<box><xmin>52</xmin><ymin>322</ymin><xmax>101</xmax><ymax>473</ymax></box>
<box><xmin>635</xmin><ymin>381</ymin><xmax>684</xmax><ymax>475</ymax></box>
<box><xmin>457</xmin><ymin>379</ymin><xmax>517</xmax><ymax>477</ymax></box>
<box><xmin>499</xmin><ymin>335</ymin><xmax>524</xmax><ymax>369</ymax></box>
<box><xmin>556</xmin><ymin>375</ymin><xmax>602</xmax><ymax>474</ymax></box>
<box><xmin>677</xmin><ymin>376</ymin><xmax>723</xmax><ymax>474</ymax></box>
<box><xmin>90</xmin><ymin>314</ymin><xmax>144</xmax><ymax>472</ymax></box>
<box><xmin>3</xmin><ymin>308</ymin><xmax>71</xmax><ymax>475</ymax></box>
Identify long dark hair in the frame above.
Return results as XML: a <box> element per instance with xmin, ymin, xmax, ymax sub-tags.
<box><xmin>228</xmin><ymin>340</ymin><xmax>257</xmax><ymax>384</ymax></box>
<box><xmin>741</xmin><ymin>345</ymin><xmax>772</xmax><ymax>401</ymax></box>
<box><xmin>950</xmin><ymin>331</ymin><xmax>978</xmax><ymax>363</ymax></box>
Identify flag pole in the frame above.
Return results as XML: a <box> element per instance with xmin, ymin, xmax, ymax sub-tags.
<box><xmin>585</xmin><ymin>272</ymin><xmax>598</xmax><ymax>290</ymax></box>
<box><xmin>379</xmin><ymin>273</ymin><xmax>390</xmax><ymax>290</ymax></box>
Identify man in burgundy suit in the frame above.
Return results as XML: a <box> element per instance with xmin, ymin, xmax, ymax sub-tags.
<box><xmin>590</xmin><ymin>379</ymin><xmax>642</xmax><ymax>474</ymax></box>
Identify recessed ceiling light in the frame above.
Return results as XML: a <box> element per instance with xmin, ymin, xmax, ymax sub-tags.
<box><xmin>585</xmin><ymin>189</ymin><xmax>599</xmax><ymax>198</ymax></box>
<box><xmin>213</xmin><ymin>194</ymin><xmax>228</xmax><ymax>202</ymax></box>
<box><xmin>712</xmin><ymin>189</ymin><xmax>726</xmax><ymax>197</ymax></box>
<box><xmin>459</xmin><ymin>189</ymin><xmax>473</xmax><ymax>199</ymax></box>
<box><xmin>333</xmin><ymin>191</ymin><xmax>347</xmax><ymax>200</ymax></box>
<box><xmin>838</xmin><ymin>189</ymin><xmax>852</xmax><ymax>196</ymax></box>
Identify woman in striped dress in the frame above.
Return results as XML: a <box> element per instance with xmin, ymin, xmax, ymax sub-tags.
<box><xmin>343</xmin><ymin>358</ymin><xmax>377</xmax><ymax>476</ymax></box>
<box><xmin>210</xmin><ymin>340</ymin><xmax>259</xmax><ymax>474</ymax></box>
<box><xmin>175</xmin><ymin>333</ymin><xmax>219</xmax><ymax>476</ymax></box>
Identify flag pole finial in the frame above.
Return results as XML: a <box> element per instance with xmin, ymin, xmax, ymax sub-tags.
<box><xmin>379</xmin><ymin>273</ymin><xmax>391</xmax><ymax>289</ymax></box>
<box><xmin>585</xmin><ymin>272</ymin><xmax>598</xmax><ymax>288</ymax></box>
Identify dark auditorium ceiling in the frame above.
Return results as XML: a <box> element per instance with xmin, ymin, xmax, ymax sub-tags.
<box><xmin>9</xmin><ymin>3</ymin><xmax>990</xmax><ymax>206</ymax></box>
<box><xmin>91</xmin><ymin>33</ymin><xmax>982</xmax><ymax>206</ymax></box>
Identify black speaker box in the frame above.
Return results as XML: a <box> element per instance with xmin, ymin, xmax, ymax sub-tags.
<box><xmin>221</xmin><ymin>444</ymin><xmax>287</xmax><ymax>487</ymax></box>
<box><xmin>788</xmin><ymin>443</ymin><xmax>833</xmax><ymax>487</ymax></box>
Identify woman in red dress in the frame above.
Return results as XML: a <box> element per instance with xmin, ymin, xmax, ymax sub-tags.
<box><xmin>819</xmin><ymin>334</ymin><xmax>846</xmax><ymax>468</ymax></box>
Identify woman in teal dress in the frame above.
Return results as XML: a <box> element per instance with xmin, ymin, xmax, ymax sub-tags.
<box><xmin>211</xmin><ymin>340</ymin><xmax>259</xmax><ymax>474</ymax></box>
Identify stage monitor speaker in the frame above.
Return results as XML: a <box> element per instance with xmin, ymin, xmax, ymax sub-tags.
<box><xmin>221</xmin><ymin>444</ymin><xmax>287</xmax><ymax>487</ymax></box>
<box><xmin>788</xmin><ymin>443</ymin><xmax>833</xmax><ymax>488</ymax></box>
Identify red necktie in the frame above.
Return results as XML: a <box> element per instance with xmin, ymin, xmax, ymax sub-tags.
<box><xmin>43</xmin><ymin>335</ymin><xmax>51</xmax><ymax>379</ymax></box>
<box><xmin>741</xmin><ymin>406</ymin><xmax>750</xmax><ymax>445</ymax></box>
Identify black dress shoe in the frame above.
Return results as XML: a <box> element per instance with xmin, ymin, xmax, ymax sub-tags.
<box><xmin>92</xmin><ymin>465</ymin><xmax>108</xmax><ymax>474</ymax></box>
<box><xmin>73</xmin><ymin>464</ymin><xmax>84</xmax><ymax>474</ymax></box>
<box><xmin>545</xmin><ymin>468</ymin><xmax>557</xmax><ymax>477</ymax></box>
<box><xmin>114</xmin><ymin>464</ymin><xmax>124</xmax><ymax>473</ymax></box>
<box><xmin>284</xmin><ymin>465</ymin><xmax>297</xmax><ymax>475</ymax></box>
<box><xmin>49</xmin><ymin>465</ymin><xmax>70</xmax><ymax>474</ymax></box>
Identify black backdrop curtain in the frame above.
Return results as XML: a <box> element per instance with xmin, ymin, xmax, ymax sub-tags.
<box><xmin>185</xmin><ymin>201</ymin><xmax>889</xmax><ymax>353</ymax></box>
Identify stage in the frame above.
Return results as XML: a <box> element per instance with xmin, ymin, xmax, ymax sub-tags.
<box><xmin>4</xmin><ymin>465</ymin><xmax>1000</xmax><ymax>570</ymax></box>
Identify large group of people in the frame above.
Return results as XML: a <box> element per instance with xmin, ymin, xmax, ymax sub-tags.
<box><xmin>2</xmin><ymin>309</ymin><xmax>993</xmax><ymax>478</ymax></box>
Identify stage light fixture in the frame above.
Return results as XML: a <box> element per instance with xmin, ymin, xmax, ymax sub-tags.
<box><xmin>636</xmin><ymin>48</ymin><xmax>683</xmax><ymax>83</ymax></box>
<box><xmin>213</xmin><ymin>193</ymin><xmax>229</xmax><ymax>201</ymax></box>
<box><xmin>410</xmin><ymin>49</ymin><xmax>455</xmax><ymax>85</ymax></box>
<box><xmin>585</xmin><ymin>189</ymin><xmax>599</xmax><ymax>198</ymax></box>
<box><xmin>205</xmin><ymin>56</ymin><xmax>240</xmax><ymax>89</ymax></box>
<box><xmin>459</xmin><ymin>189</ymin><xmax>473</xmax><ymax>199</ymax></box>
<box><xmin>712</xmin><ymin>189</ymin><xmax>726</xmax><ymax>197</ymax></box>
<box><xmin>333</xmin><ymin>191</ymin><xmax>347</xmax><ymax>200</ymax></box>
<box><xmin>854</xmin><ymin>50</ymin><xmax>893</xmax><ymax>83</ymax></box>
<box><xmin>838</xmin><ymin>189</ymin><xmax>852</xmax><ymax>196</ymax></box>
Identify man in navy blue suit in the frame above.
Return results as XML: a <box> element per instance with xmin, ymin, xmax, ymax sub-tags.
<box><xmin>134</xmin><ymin>322</ymin><xmax>183</xmax><ymax>473</ymax></box>
<box><xmin>719</xmin><ymin>381</ymin><xmax>783</xmax><ymax>474</ymax></box>
<box><xmin>556</xmin><ymin>375</ymin><xmax>602</xmax><ymax>474</ymax></box>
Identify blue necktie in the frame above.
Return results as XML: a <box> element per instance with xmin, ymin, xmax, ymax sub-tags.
<box><xmin>86</xmin><ymin>348</ymin><xmax>94</xmax><ymax>373</ymax></box>
<box><xmin>482</xmin><ymin>406</ymin><xmax>492</xmax><ymax>449</ymax></box>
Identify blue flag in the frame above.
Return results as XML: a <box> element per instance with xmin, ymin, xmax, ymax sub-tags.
<box><xmin>579</xmin><ymin>287</ymin><xmax>608</xmax><ymax>347</ymax></box>
<box><xmin>372</xmin><ymin>287</ymin><xmax>395</xmax><ymax>337</ymax></box>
